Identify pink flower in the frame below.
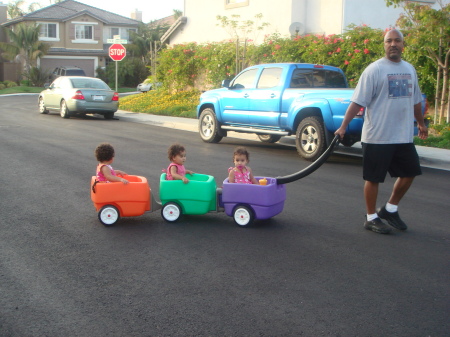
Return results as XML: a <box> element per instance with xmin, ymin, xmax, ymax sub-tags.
<box><xmin>352</xmin><ymin>42</ymin><xmax>357</xmax><ymax>47</ymax></box>
<box><xmin>264</xmin><ymin>53</ymin><xmax>268</xmax><ymax>57</ymax></box>
<box><xmin>272</xmin><ymin>52</ymin><xmax>276</xmax><ymax>55</ymax></box>
<box><xmin>336</xmin><ymin>47</ymin><xmax>341</xmax><ymax>53</ymax></box>
<box><xmin>364</xmin><ymin>48</ymin><xmax>370</xmax><ymax>54</ymax></box>
<box><xmin>364</xmin><ymin>39</ymin><xmax>369</xmax><ymax>44</ymax></box>
<box><xmin>275</xmin><ymin>44</ymin><xmax>281</xmax><ymax>50</ymax></box>
<box><xmin>354</xmin><ymin>49</ymin><xmax>360</xmax><ymax>53</ymax></box>
<box><xmin>344</xmin><ymin>60</ymin><xmax>349</xmax><ymax>65</ymax></box>
<box><xmin>268</xmin><ymin>40</ymin><xmax>273</xmax><ymax>45</ymax></box>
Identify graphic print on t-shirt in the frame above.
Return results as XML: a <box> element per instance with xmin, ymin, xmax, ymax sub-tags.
<box><xmin>387</xmin><ymin>73</ymin><xmax>412</xmax><ymax>99</ymax></box>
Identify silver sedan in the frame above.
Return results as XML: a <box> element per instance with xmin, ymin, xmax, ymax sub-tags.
<box><xmin>38</xmin><ymin>76</ymin><xmax>119</xmax><ymax>119</ymax></box>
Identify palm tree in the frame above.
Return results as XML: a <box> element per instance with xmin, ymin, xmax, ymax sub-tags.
<box><xmin>0</xmin><ymin>23</ymin><xmax>50</xmax><ymax>73</ymax></box>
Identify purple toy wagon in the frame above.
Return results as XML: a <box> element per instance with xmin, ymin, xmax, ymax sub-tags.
<box><xmin>221</xmin><ymin>177</ymin><xmax>286</xmax><ymax>226</ymax></box>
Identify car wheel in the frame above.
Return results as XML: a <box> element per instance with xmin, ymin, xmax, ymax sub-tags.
<box><xmin>258</xmin><ymin>134</ymin><xmax>282</xmax><ymax>143</ymax></box>
<box><xmin>233</xmin><ymin>205</ymin><xmax>254</xmax><ymax>227</ymax></box>
<box><xmin>199</xmin><ymin>108</ymin><xmax>223</xmax><ymax>143</ymax></box>
<box><xmin>295</xmin><ymin>116</ymin><xmax>327</xmax><ymax>161</ymax></box>
<box><xmin>161</xmin><ymin>202</ymin><xmax>182</xmax><ymax>222</ymax></box>
<box><xmin>38</xmin><ymin>97</ymin><xmax>49</xmax><ymax>114</ymax></box>
<box><xmin>60</xmin><ymin>100</ymin><xmax>70</xmax><ymax>119</ymax></box>
<box><xmin>98</xmin><ymin>205</ymin><xmax>120</xmax><ymax>226</ymax></box>
<box><xmin>104</xmin><ymin>112</ymin><xmax>114</xmax><ymax>120</ymax></box>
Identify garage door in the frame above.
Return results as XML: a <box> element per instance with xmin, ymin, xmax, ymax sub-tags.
<box><xmin>39</xmin><ymin>57</ymin><xmax>97</xmax><ymax>77</ymax></box>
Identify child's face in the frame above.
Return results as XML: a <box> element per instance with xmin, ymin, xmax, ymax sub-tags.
<box><xmin>172</xmin><ymin>151</ymin><xmax>186</xmax><ymax>165</ymax></box>
<box><xmin>234</xmin><ymin>154</ymin><xmax>248</xmax><ymax>168</ymax></box>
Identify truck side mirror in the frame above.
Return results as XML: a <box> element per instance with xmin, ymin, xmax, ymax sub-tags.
<box><xmin>222</xmin><ymin>79</ymin><xmax>231</xmax><ymax>88</ymax></box>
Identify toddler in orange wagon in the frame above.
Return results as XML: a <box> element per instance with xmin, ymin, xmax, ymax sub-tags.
<box><xmin>94</xmin><ymin>143</ymin><xmax>128</xmax><ymax>184</ymax></box>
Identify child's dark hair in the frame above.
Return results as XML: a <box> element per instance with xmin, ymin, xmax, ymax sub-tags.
<box><xmin>168</xmin><ymin>143</ymin><xmax>186</xmax><ymax>160</ymax></box>
<box><xmin>233</xmin><ymin>146</ymin><xmax>250</xmax><ymax>162</ymax></box>
<box><xmin>95</xmin><ymin>143</ymin><xmax>115</xmax><ymax>162</ymax></box>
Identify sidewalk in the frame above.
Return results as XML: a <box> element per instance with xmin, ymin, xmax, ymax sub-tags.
<box><xmin>116</xmin><ymin>110</ymin><xmax>450</xmax><ymax>171</ymax></box>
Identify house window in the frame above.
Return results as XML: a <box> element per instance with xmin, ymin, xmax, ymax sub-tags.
<box><xmin>225</xmin><ymin>0</ymin><xmax>249</xmax><ymax>9</ymax></box>
<box><xmin>75</xmin><ymin>25</ymin><xmax>93</xmax><ymax>40</ymax></box>
<box><xmin>38</xmin><ymin>22</ymin><xmax>59</xmax><ymax>41</ymax></box>
<box><xmin>109</xmin><ymin>27</ymin><xmax>119</xmax><ymax>39</ymax></box>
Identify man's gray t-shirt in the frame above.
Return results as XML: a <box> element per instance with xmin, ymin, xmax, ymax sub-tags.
<box><xmin>351</xmin><ymin>57</ymin><xmax>423</xmax><ymax>144</ymax></box>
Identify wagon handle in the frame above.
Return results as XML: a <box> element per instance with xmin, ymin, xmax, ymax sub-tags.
<box><xmin>275</xmin><ymin>135</ymin><xmax>340</xmax><ymax>184</ymax></box>
<box><xmin>92</xmin><ymin>180</ymin><xmax>99</xmax><ymax>193</ymax></box>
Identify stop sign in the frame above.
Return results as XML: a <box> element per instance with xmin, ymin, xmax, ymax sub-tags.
<box><xmin>109</xmin><ymin>43</ymin><xmax>126</xmax><ymax>61</ymax></box>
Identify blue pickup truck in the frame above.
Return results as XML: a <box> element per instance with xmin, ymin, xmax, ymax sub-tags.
<box><xmin>197</xmin><ymin>63</ymin><xmax>361</xmax><ymax>161</ymax></box>
<box><xmin>197</xmin><ymin>62</ymin><xmax>426</xmax><ymax>161</ymax></box>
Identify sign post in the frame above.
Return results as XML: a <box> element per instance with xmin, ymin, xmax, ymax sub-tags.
<box><xmin>108</xmin><ymin>38</ymin><xmax>127</xmax><ymax>92</ymax></box>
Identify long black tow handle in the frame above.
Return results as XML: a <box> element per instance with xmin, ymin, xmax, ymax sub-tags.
<box><xmin>276</xmin><ymin>135</ymin><xmax>340</xmax><ymax>185</ymax></box>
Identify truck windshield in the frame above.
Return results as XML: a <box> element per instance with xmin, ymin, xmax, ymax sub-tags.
<box><xmin>290</xmin><ymin>68</ymin><xmax>347</xmax><ymax>88</ymax></box>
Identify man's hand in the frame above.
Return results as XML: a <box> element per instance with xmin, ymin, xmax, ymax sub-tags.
<box><xmin>418</xmin><ymin>125</ymin><xmax>428</xmax><ymax>140</ymax></box>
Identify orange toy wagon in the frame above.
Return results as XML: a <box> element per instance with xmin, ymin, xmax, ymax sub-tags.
<box><xmin>90</xmin><ymin>175</ymin><xmax>161</xmax><ymax>226</ymax></box>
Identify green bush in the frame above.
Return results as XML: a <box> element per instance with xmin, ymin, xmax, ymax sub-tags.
<box><xmin>4</xmin><ymin>80</ymin><xmax>17</xmax><ymax>88</ymax></box>
<box><xmin>103</xmin><ymin>58</ymin><xmax>149</xmax><ymax>88</ymax></box>
<box><xmin>0</xmin><ymin>83</ymin><xmax>5</xmax><ymax>90</ymax></box>
<box><xmin>22</xmin><ymin>67</ymin><xmax>51</xmax><ymax>87</ymax></box>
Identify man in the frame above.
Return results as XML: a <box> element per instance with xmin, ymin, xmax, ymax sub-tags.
<box><xmin>335</xmin><ymin>29</ymin><xmax>428</xmax><ymax>234</ymax></box>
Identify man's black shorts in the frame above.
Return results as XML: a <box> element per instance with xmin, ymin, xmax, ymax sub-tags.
<box><xmin>362</xmin><ymin>143</ymin><xmax>422</xmax><ymax>183</ymax></box>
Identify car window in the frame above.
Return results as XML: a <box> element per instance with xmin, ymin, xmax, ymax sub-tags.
<box><xmin>290</xmin><ymin>69</ymin><xmax>346</xmax><ymax>88</ymax></box>
<box><xmin>70</xmin><ymin>78</ymin><xmax>109</xmax><ymax>90</ymax></box>
<box><xmin>66</xmin><ymin>69</ymin><xmax>85</xmax><ymax>76</ymax></box>
<box><xmin>257</xmin><ymin>67</ymin><xmax>283</xmax><ymax>89</ymax></box>
<box><xmin>59</xmin><ymin>77</ymin><xmax>72</xmax><ymax>89</ymax></box>
<box><xmin>231</xmin><ymin>68</ymin><xmax>258</xmax><ymax>89</ymax></box>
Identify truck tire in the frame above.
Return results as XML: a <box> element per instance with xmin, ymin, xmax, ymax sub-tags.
<box><xmin>258</xmin><ymin>134</ymin><xmax>282</xmax><ymax>143</ymax></box>
<box><xmin>295</xmin><ymin>116</ymin><xmax>327</xmax><ymax>161</ymax></box>
<box><xmin>199</xmin><ymin>108</ymin><xmax>223</xmax><ymax>143</ymax></box>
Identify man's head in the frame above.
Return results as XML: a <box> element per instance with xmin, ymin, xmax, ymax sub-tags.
<box><xmin>384</xmin><ymin>29</ymin><xmax>405</xmax><ymax>62</ymax></box>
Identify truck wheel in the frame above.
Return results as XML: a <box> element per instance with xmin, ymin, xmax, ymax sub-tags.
<box><xmin>161</xmin><ymin>202</ymin><xmax>182</xmax><ymax>222</ymax></box>
<box><xmin>258</xmin><ymin>134</ymin><xmax>282</xmax><ymax>143</ymax></box>
<box><xmin>199</xmin><ymin>108</ymin><xmax>223</xmax><ymax>143</ymax></box>
<box><xmin>98</xmin><ymin>205</ymin><xmax>120</xmax><ymax>226</ymax></box>
<box><xmin>295</xmin><ymin>116</ymin><xmax>327</xmax><ymax>161</ymax></box>
<box><xmin>233</xmin><ymin>205</ymin><xmax>254</xmax><ymax>227</ymax></box>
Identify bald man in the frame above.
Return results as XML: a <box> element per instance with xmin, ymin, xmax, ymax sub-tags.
<box><xmin>335</xmin><ymin>29</ymin><xmax>428</xmax><ymax>234</ymax></box>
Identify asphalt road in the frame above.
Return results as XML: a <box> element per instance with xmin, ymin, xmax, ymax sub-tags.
<box><xmin>1</xmin><ymin>96</ymin><xmax>449</xmax><ymax>336</ymax></box>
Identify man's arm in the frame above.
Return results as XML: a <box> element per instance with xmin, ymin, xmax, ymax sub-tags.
<box><xmin>334</xmin><ymin>102</ymin><xmax>364</xmax><ymax>139</ymax></box>
<box><xmin>413</xmin><ymin>102</ymin><xmax>428</xmax><ymax>140</ymax></box>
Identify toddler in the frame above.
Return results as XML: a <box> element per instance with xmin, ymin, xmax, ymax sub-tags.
<box><xmin>94</xmin><ymin>143</ymin><xmax>128</xmax><ymax>184</ymax></box>
<box><xmin>228</xmin><ymin>146</ymin><xmax>259</xmax><ymax>184</ymax></box>
<box><xmin>164</xmin><ymin>143</ymin><xmax>193</xmax><ymax>184</ymax></box>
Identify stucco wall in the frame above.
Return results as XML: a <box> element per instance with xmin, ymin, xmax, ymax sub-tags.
<box><xmin>169</xmin><ymin>0</ymin><xmax>443</xmax><ymax>46</ymax></box>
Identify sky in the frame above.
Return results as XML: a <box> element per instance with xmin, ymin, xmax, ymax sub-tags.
<box><xmin>6</xmin><ymin>0</ymin><xmax>185</xmax><ymax>23</ymax></box>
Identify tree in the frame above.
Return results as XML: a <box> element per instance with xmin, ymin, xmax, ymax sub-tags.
<box><xmin>385</xmin><ymin>0</ymin><xmax>450</xmax><ymax>123</ymax></box>
<box><xmin>7</xmin><ymin>0</ymin><xmax>41</xmax><ymax>19</ymax></box>
<box><xmin>216</xmin><ymin>13</ymin><xmax>269</xmax><ymax>73</ymax></box>
<box><xmin>0</xmin><ymin>23</ymin><xmax>50</xmax><ymax>74</ymax></box>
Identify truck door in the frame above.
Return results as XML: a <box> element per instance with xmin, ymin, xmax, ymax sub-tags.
<box><xmin>221</xmin><ymin>68</ymin><xmax>258</xmax><ymax>124</ymax></box>
<box><xmin>246</xmin><ymin>67</ymin><xmax>283</xmax><ymax>127</ymax></box>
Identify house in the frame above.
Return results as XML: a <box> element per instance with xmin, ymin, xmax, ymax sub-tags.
<box><xmin>0</xmin><ymin>0</ymin><xmax>140</xmax><ymax>80</ymax></box>
<box><xmin>163</xmin><ymin>0</ymin><xmax>439</xmax><ymax>46</ymax></box>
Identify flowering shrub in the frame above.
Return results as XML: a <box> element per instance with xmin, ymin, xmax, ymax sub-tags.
<box><xmin>156</xmin><ymin>24</ymin><xmax>431</xmax><ymax>95</ymax></box>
